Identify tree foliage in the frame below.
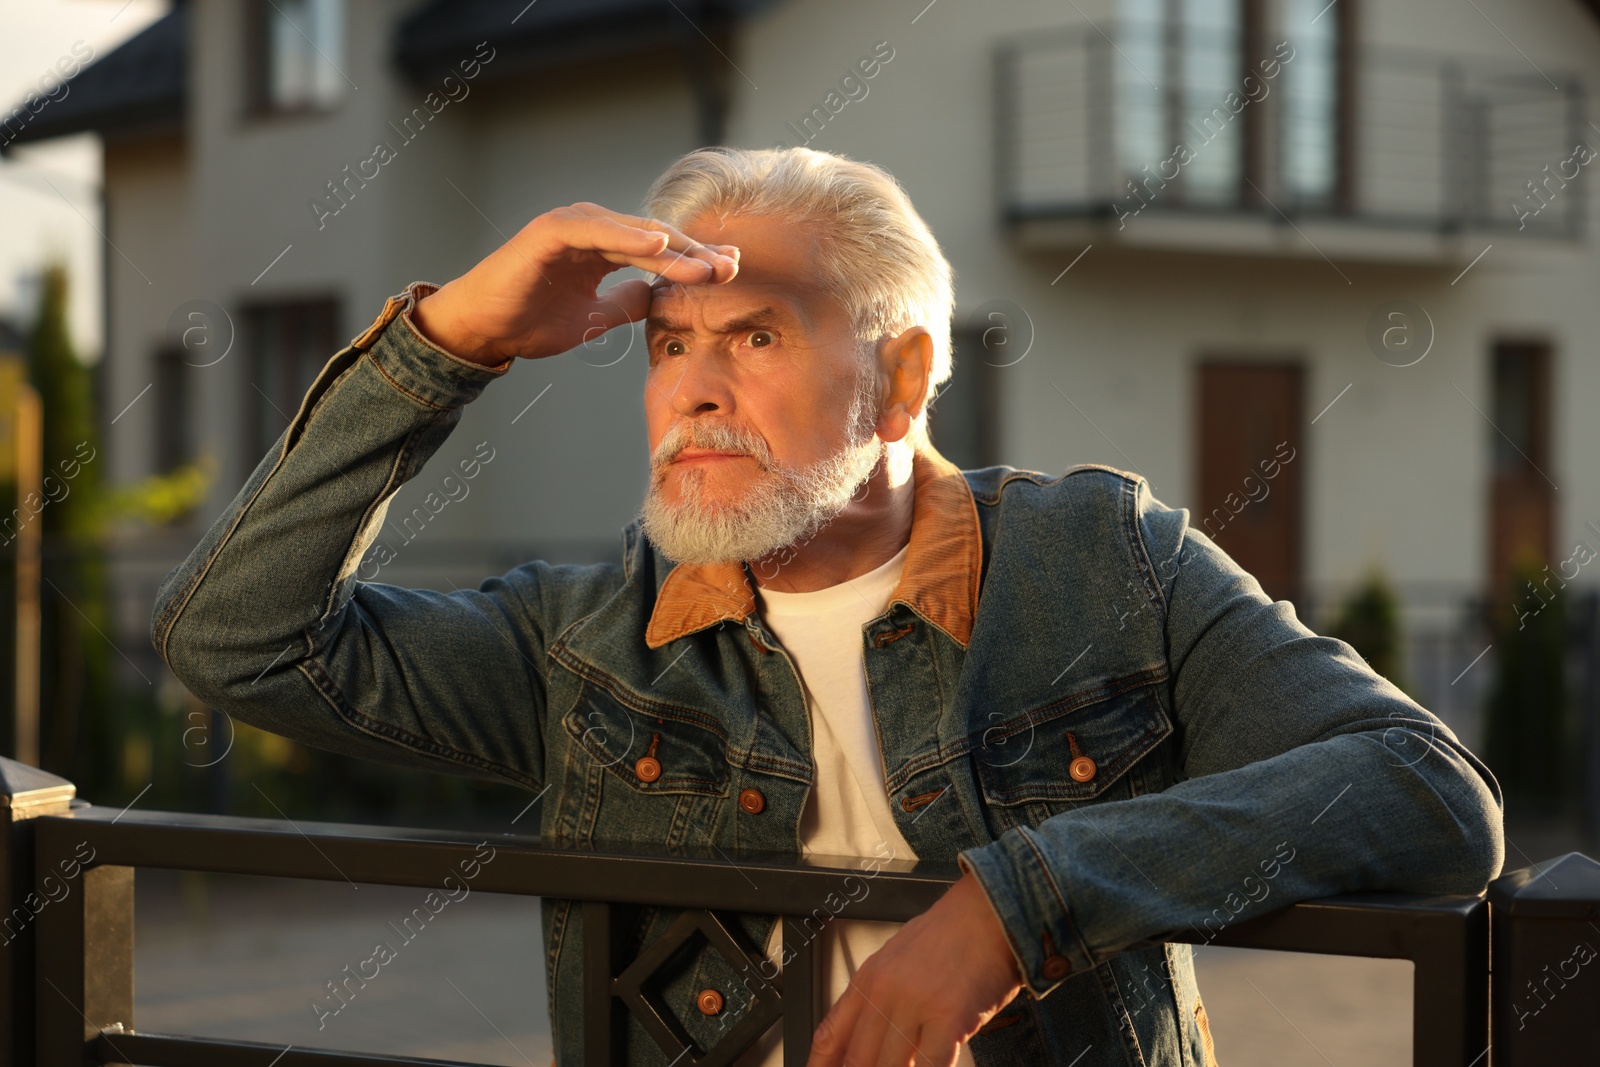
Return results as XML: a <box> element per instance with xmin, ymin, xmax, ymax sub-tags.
<box><xmin>1482</xmin><ymin>554</ymin><xmax>1571</xmax><ymax>809</ymax></box>
<box><xmin>1329</xmin><ymin>567</ymin><xmax>1408</xmax><ymax>693</ymax></box>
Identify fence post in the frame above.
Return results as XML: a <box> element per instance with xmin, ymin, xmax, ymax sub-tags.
<box><xmin>1488</xmin><ymin>852</ymin><xmax>1600</xmax><ymax>1065</ymax></box>
<box><xmin>34</xmin><ymin>811</ymin><xmax>134</xmax><ymax>1067</ymax></box>
<box><xmin>1578</xmin><ymin>591</ymin><xmax>1600</xmax><ymax>843</ymax></box>
<box><xmin>582</xmin><ymin>900</ymin><xmax>626</xmax><ymax>1066</ymax></box>
<box><xmin>0</xmin><ymin>755</ymin><xmax>76</xmax><ymax>1067</ymax></box>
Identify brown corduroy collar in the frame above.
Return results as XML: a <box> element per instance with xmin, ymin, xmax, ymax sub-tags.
<box><xmin>643</xmin><ymin>442</ymin><xmax>983</xmax><ymax>650</ymax></box>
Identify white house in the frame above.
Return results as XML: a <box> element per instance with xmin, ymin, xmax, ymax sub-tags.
<box><xmin>9</xmin><ymin>0</ymin><xmax>1600</xmax><ymax>750</ymax></box>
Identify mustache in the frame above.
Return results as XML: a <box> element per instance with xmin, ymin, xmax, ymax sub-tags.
<box><xmin>652</xmin><ymin>420</ymin><xmax>774</xmax><ymax>470</ymax></box>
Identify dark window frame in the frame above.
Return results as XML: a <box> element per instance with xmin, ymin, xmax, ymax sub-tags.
<box><xmin>1120</xmin><ymin>0</ymin><xmax>1357</xmax><ymax>212</ymax></box>
<box><xmin>1491</xmin><ymin>340</ymin><xmax>1552</xmax><ymax>474</ymax></box>
<box><xmin>151</xmin><ymin>346</ymin><xmax>193</xmax><ymax>475</ymax></box>
<box><xmin>1269</xmin><ymin>0</ymin><xmax>1357</xmax><ymax>212</ymax></box>
<box><xmin>241</xmin><ymin>298</ymin><xmax>342</xmax><ymax>468</ymax></box>
<box><xmin>243</xmin><ymin>0</ymin><xmax>346</xmax><ymax>119</ymax></box>
<box><xmin>1486</xmin><ymin>337</ymin><xmax>1556</xmax><ymax>599</ymax></box>
<box><xmin>934</xmin><ymin>327</ymin><xmax>1004</xmax><ymax>471</ymax></box>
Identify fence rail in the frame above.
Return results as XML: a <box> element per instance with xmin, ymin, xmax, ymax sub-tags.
<box><xmin>3</xmin><ymin>757</ymin><xmax>1598</xmax><ymax>1066</ymax></box>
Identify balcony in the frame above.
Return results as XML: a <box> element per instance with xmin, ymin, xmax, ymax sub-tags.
<box><xmin>995</xmin><ymin>23</ymin><xmax>1588</xmax><ymax>264</ymax></box>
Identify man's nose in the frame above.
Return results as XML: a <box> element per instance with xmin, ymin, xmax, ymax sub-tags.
<box><xmin>670</xmin><ymin>348</ymin><xmax>736</xmax><ymax>417</ymax></box>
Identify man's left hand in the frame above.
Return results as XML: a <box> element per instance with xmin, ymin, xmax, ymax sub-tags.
<box><xmin>805</xmin><ymin>871</ymin><xmax>1026</xmax><ymax>1067</ymax></box>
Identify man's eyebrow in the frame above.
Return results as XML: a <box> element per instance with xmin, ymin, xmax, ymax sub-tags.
<box><xmin>645</xmin><ymin>305</ymin><xmax>800</xmax><ymax>335</ymax></box>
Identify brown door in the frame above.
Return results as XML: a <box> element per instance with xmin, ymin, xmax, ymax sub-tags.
<box><xmin>1488</xmin><ymin>342</ymin><xmax>1554</xmax><ymax>604</ymax></box>
<box><xmin>1196</xmin><ymin>362</ymin><xmax>1305</xmax><ymax>604</ymax></box>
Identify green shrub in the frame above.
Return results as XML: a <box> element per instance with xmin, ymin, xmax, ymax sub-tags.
<box><xmin>1329</xmin><ymin>568</ymin><xmax>1407</xmax><ymax>693</ymax></box>
<box><xmin>1482</xmin><ymin>556</ymin><xmax>1571</xmax><ymax>809</ymax></box>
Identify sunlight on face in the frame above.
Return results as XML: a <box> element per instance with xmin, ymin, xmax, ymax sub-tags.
<box><xmin>637</xmin><ymin>213</ymin><xmax>883</xmax><ymax>565</ymax></box>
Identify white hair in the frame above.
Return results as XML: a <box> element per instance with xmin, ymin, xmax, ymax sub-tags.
<box><xmin>641</xmin><ymin>146</ymin><xmax>956</xmax><ymax>445</ymax></box>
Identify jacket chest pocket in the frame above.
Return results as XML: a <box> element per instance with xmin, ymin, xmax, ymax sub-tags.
<box><xmin>560</xmin><ymin>677</ymin><xmax>731</xmax><ymax>848</ymax></box>
<box><xmin>972</xmin><ymin>677</ymin><xmax>1174</xmax><ymax>829</ymax></box>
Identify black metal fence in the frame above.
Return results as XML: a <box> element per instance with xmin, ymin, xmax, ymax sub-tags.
<box><xmin>2</xmin><ymin>755</ymin><xmax>1597</xmax><ymax>1067</ymax></box>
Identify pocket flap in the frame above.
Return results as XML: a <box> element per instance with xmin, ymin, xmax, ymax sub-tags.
<box><xmin>563</xmin><ymin>680</ymin><xmax>730</xmax><ymax>797</ymax></box>
<box><xmin>975</xmin><ymin>679</ymin><xmax>1172</xmax><ymax>805</ymax></box>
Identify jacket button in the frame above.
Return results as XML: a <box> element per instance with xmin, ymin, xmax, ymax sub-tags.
<box><xmin>738</xmin><ymin>788</ymin><xmax>765</xmax><ymax>814</ymax></box>
<box><xmin>1069</xmin><ymin>755</ymin><xmax>1097</xmax><ymax>783</ymax></box>
<box><xmin>697</xmin><ymin>988</ymin><xmax>724</xmax><ymax>1015</ymax></box>
<box><xmin>634</xmin><ymin>756</ymin><xmax>662</xmax><ymax>782</ymax></box>
<box><xmin>1040</xmin><ymin>954</ymin><xmax>1071</xmax><ymax>980</ymax></box>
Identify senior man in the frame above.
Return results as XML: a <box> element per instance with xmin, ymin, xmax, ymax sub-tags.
<box><xmin>152</xmin><ymin>146</ymin><xmax>1503</xmax><ymax>1067</ymax></box>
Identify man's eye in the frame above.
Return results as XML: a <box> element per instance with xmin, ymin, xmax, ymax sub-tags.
<box><xmin>746</xmin><ymin>330</ymin><xmax>774</xmax><ymax>349</ymax></box>
<box><xmin>662</xmin><ymin>339</ymin><xmax>687</xmax><ymax>357</ymax></box>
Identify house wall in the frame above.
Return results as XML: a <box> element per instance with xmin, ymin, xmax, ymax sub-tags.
<box><xmin>179</xmin><ymin>1</ymin><xmax>699</xmax><ymax>568</ymax></box>
<box><xmin>103</xmin><ymin>132</ymin><xmax>192</xmax><ymax>491</ymax></box>
<box><xmin>720</xmin><ymin>0</ymin><xmax>1600</xmax><ymax>615</ymax></box>
<box><xmin>101</xmin><ymin>131</ymin><xmax>194</xmax><ymax>661</ymax></box>
<box><xmin>94</xmin><ymin>0</ymin><xmax>1600</xmax><ymax>728</ymax></box>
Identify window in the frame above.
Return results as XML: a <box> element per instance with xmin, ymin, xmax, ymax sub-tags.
<box><xmin>1177</xmin><ymin>0</ymin><xmax>1247</xmax><ymax>204</ymax></box>
<box><xmin>247</xmin><ymin>0</ymin><xmax>346</xmax><ymax>114</ymax></box>
<box><xmin>243</xmin><ymin>300</ymin><xmax>339</xmax><ymax>463</ymax></box>
<box><xmin>152</xmin><ymin>348</ymin><xmax>192</xmax><ymax>474</ymax></box>
<box><xmin>1117</xmin><ymin>0</ymin><xmax>1246</xmax><ymax>207</ymax></box>
<box><xmin>1280</xmin><ymin>0</ymin><xmax>1345</xmax><ymax>206</ymax></box>
<box><xmin>1114</xmin><ymin>0</ymin><xmax>1351</xmax><ymax>210</ymax></box>
<box><xmin>1487</xmin><ymin>341</ymin><xmax>1554</xmax><ymax>598</ymax></box>
<box><xmin>934</xmin><ymin>329</ymin><xmax>1003</xmax><ymax>470</ymax></box>
<box><xmin>1491</xmin><ymin>344</ymin><xmax>1550</xmax><ymax>474</ymax></box>
<box><xmin>1116</xmin><ymin>0</ymin><xmax>1170</xmax><ymax>190</ymax></box>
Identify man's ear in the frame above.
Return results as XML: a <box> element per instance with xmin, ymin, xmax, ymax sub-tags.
<box><xmin>876</xmin><ymin>326</ymin><xmax>933</xmax><ymax>444</ymax></box>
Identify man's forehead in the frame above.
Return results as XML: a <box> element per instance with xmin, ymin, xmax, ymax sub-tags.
<box><xmin>647</xmin><ymin>213</ymin><xmax>837</xmax><ymax>323</ymax></box>
<box><xmin>646</xmin><ymin>273</ymin><xmax>828</xmax><ymax>326</ymax></box>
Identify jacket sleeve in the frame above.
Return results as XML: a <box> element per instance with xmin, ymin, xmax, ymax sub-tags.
<box><xmin>150</xmin><ymin>282</ymin><xmax>565</xmax><ymax>790</ymax></box>
<box><xmin>957</xmin><ymin>476</ymin><xmax>1505</xmax><ymax>998</ymax></box>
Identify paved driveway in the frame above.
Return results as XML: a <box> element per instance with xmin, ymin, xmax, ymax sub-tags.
<box><xmin>135</xmin><ymin>870</ymin><xmax>553</xmax><ymax>1066</ymax></box>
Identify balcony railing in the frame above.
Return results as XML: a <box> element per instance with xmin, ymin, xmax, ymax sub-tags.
<box><xmin>2</xmin><ymin>755</ymin><xmax>1598</xmax><ymax>1066</ymax></box>
<box><xmin>996</xmin><ymin>24</ymin><xmax>1589</xmax><ymax>252</ymax></box>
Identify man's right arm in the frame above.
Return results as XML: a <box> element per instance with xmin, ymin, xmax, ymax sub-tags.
<box><xmin>151</xmin><ymin>203</ymin><xmax>741</xmax><ymax>788</ymax></box>
<box><xmin>151</xmin><ymin>285</ymin><xmax>560</xmax><ymax>787</ymax></box>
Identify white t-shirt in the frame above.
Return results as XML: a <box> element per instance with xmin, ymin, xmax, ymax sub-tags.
<box><xmin>733</xmin><ymin>544</ymin><xmax>975</xmax><ymax>1067</ymax></box>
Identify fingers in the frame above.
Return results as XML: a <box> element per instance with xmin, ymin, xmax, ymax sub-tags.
<box><xmin>593</xmin><ymin>279</ymin><xmax>654</xmax><ymax>328</ymax></box>
<box><xmin>646</xmin><ymin>245</ymin><xmax>737</xmax><ymax>284</ymax></box>
<box><xmin>597</xmin><ymin>219</ymin><xmax>670</xmax><ymax>256</ymax></box>
<box><xmin>630</xmin><ymin>228</ymin><xmax>737</xmax><ymax>283</ymax></box>
<box><xmin>805</xmin><ymin>976</ymin><xmax>968</xmax><ymax>1067</ymax></box>
<box><xmin>913</xmin><ymin>1026</ymin><xmax>966</xmax><ymax>1067</ymax></box>
<box><xmin>807</xmin><ymin>983</ymin><xmax>866</xmax><ymax>1067</ymax></box>
<box><xmin>870</xmin><ymin>1015</ymin><xmax>922</xmax><ymax>1067</ymax></box>
<box><xmin>840</xmin><ymin>991</ymin><xmax>893</xmax><ymax>1067</ymax></box>
<box><xmin>558</xmin><ymin>206</ymin><xmax>738</xmax><ymax>284</ymax></box>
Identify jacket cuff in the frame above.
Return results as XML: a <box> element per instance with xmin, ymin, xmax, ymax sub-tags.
<box><xmin>958</xmin><ymin>827</ymin><xmax>1092</xmax><ymax>998</ymax></box>
<box><xmin>352</xmin><ymin>281</ymin><xmax>513</xmax><ymax>410</ymax></box>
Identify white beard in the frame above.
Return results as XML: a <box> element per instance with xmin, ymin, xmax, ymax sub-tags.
<box><xmin>637</xmin><ymin>363</ymin><xmax>883</xmax><ymax>566</ymax></box>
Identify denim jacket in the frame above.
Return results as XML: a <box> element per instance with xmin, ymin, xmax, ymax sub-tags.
<box><xmin>151</xmin><ymin>282</ymin><xmax>1504</xmax><ymax>1067</ymax></box>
